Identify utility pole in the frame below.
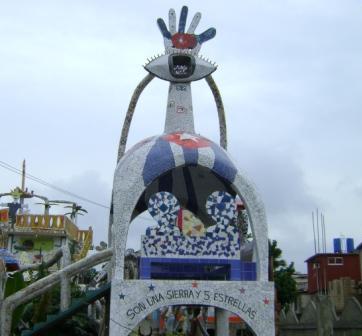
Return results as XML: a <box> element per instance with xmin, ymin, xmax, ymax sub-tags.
<box><xmin>21</xmin><ymin>160</ymin><xmax>26</xmax><ymax>192</ymax></box>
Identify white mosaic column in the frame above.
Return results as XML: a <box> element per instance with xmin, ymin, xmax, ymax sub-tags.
<box><xmin>164</xmin><ymin>83</ymin><xmax>195</xmax><ymax>134</ymax></box>
<box><xmin>216</xmin><ymin>308</ymin><xmax>229</xmax><ymax>336</ymax></box>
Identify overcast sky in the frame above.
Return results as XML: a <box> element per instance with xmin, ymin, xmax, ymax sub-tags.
<box><xmin>0</xmin><ymin>0</ymin><xmax>361</xmax><ymax>272</ymax></box>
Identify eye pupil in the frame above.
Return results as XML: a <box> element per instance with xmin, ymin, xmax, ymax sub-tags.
<box><xmin>169</xmin><ymin>55</ymin><xmax>195</xmax><ymax>79</ymax></box>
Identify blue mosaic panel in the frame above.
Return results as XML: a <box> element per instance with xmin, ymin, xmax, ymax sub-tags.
<box><xmin>206</xmin><ymin>191</ymin><xmax>237</xmax><ymax>226</ymax></box>
<box><xmin>143</xmin><ymin>191</ymin><xmax>240</xmax><ymax>258</ymax></box>
<box><xmin>139</xmin><ymin>257</ymin><xmax>257</xmax><ymax>281</ymax></box>
<box><xmin>143</xmin><ymin>138</ymin><xmax>175</xmax><ymax>186</ymax></box>
<box><xmin>210</xmin><ymin>143</ymin><xmax>237</xmax><ymax>183</ymax></box>
<box><xmin>148</xmin><ymin>191</ymin><xmax>180</xmax><ymax>226</ymax></box>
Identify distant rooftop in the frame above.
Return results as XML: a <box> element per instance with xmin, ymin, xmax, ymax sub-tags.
<box><xmin>355</xmin><ymin>242</ymin><xmax>362</xmax><ymax>251</ymax></box>
<box><xmin>305</xmin><ymin>252</ymin><xmax>358</xmax><ymax>263</ymax></box>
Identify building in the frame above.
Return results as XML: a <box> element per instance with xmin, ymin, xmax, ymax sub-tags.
<box><xmin>292</xmin><ymin>272</ymin><xmax>310</xmax><ymax>315</ymax></box>
<box><xmin>304</xmin><ymin>238</ymin><xmax>362</xmax><ymax>313</ymax></box>
<box><xmin>0</xmin><ymin>187</ymin><xmax>93</xmax><ymax>269</ymax></box>
<box><xmin>306</xmin><ymin>252</ymin><xmax>361</xmax><ymax>294</ymax></box>
<box><xmin>355</xmin><ymin>241</ymin><xmax>362</xmax><ymax>280</ymax></box>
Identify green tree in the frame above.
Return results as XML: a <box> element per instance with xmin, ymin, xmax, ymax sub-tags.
<box><xmin>4</xmin><ymin>271</ymin><xmax>26</xmax><ymax>332</ymax></box>
<box><xmin>269</xmin><ymin>240</ymin><xmax>297</xmax><ymax>311</ymax></box>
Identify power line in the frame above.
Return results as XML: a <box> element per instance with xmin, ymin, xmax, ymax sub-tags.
<box><xmin>0</xmin><ymin>160</ymin><xmax>157</xmax><ymax>223</ymax></box>
<box><xmin>0</xmin><ymin>160</ymin><xmax>110</xmax><ymax>209</ymax></box>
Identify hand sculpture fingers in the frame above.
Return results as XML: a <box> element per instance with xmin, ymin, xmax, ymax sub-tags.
<box><xmin>157</xmin><ymin>6</ymin><xmax>216</xmax><ymax>54</ymax></box>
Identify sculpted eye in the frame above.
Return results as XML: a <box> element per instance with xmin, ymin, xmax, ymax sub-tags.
<box><xmin>169</xmin><ymin>55</ymin><xmax>195</xmax><ymax>78</ymax></box>
<box><xmin>145</xmin><ymin>53</ymin><xmax>216</xmax><ymax>82</ymax></box>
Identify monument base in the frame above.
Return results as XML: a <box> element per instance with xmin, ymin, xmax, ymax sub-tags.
<box><xmin>110</xmin><ymin>279</ymin><xmax>275</xmax><ymax>335</ymax></box>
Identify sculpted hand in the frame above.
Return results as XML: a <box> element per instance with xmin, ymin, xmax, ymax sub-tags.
<box><xmin>157</xmin><ymin>6</ymin><xmax>216</xmax><ymax>54</ymax></box>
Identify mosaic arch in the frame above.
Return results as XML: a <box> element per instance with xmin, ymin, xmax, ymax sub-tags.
<box><xmin>110</xmin><ymin>149</ymin><xmax>273</xmax><ymax>335</ymax></box>
<box><xmin>111</xmin><ymin>140</ymin><xmax>269</xmax><ymax>281</ymax></box>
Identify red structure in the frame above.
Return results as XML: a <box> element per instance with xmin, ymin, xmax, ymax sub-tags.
<box><xmin>305</xmin><ymin>253</ymin><xmax>361</xmax><ymax>294</ymax></box>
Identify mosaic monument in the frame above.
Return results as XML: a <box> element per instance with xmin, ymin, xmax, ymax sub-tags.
<box><xmin>110</xmin><ymin>6</ymin><xmax>275</xmax><ymax>335</ymax></box>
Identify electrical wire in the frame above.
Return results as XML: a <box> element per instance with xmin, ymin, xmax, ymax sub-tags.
<box><xmin>0</xmin><ymin>160</ymin><xmax>155</xmax><ymax>223</ymax></box>
<box><xmin>0</xmin><ymin>160</ymin><xmax>110</xmax><ymax>209</ymax></box>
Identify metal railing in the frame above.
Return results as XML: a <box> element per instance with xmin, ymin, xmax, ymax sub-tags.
<box><xmin>0</xmin><ymin>248</ymin><xmax>113</xmax><ymax>336</ymax></box>
<box><xmin>16</xmin><ymin>214</ymin><xmax>65</xmax><ymax>230</ymax></box>
<box><xmin>74</xmin><ymin>228</ymin><xmax>93</xmax><ymax>261</ymax></box>
<box><xmin>14</xmin><ymin>215</ymin><xmax>90</xmax><ymax>245</ymax></box>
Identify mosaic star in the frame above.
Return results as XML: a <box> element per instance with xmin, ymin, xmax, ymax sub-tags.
<box><xmin>148</xmin><ymin>284</ymin><xmax>155</xmax><ymax>291</ymax></box>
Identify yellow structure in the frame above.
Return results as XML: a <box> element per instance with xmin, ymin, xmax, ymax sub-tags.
<box><xmin>0</xmin><ymin>162</ymin><xmax>93</xmax><ymax>268</ymax></box>
<box><xmin>0</xmin><ymin>212</ymin><xmax>93</xmax><ymax>267</ymax></box>
<box><xmin>1</xmin><ymin>204</ymin><xmax>93</xmax><ymax>268</ymax></box>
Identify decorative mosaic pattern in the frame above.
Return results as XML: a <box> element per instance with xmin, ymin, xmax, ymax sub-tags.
<box><xmin>180</xmin><ymin>209</ymin><xmax>205</xmax><ymax>236</ymax></box>
<box><xmin>142</xmin><ymin>133</ymin><xmax>237</xmax><ymax>186</ymax></box>
<box><xmin>148</xmin><ymin>192</ymin><xmax>180</xmax><ymax>226</ymax></box>
<box><xmin>142</xmin><ymin>191</ymin><xmax>240</xmax><ymax>258</ymax></box>
<box><xmin>206</xmin><ymin>191</ymin><xmax>237</xmax><ymax>225</ymax></box>
<box><xmin>110</xmin><ymin>6</ymin><xmax>273</xmax><ymax>336</ymax></box>
<box><xmin>156</xmin><ymin>5</ymin><xmax>216</xmax><ymax>55</ymax></box>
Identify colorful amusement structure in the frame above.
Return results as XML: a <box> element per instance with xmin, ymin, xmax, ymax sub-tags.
<box><xmin>0</xmin><ymin>166</ymin><xmax>96</xmax><ymax>336</ymax></box>
<box><xmin>0</xmin><ymin>6</ymin><xmax>274</xmax><ymax>336</ymax></box>
<box><xmin>0</xmin><ymin>166</ymin><xmax>93</xmax><ymax>270</ymax></box>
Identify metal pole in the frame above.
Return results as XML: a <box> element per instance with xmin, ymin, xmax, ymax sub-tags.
<box><xmin>21</xmin><ymin>160</ymin><xmax>26</xmax><ymax>191</ymax></box>
<box><xmin>312</xmin><ymin>212</ymin><xmax>317</xmax><ymax>254</ymax></box>
<box><xmin>324</xmin><ymin>214</ymin><xmax>326</xmax><ymax>252</ymax></box>
<box><xmin>316</xmin><ymin>208</ymin><xmax>320</xmax><ymax>253</ymax></box>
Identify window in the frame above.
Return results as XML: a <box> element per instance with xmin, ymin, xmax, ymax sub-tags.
<box><xmin>313</xmin><ymin>262</ymin><xmax>320</xmax><ymax>269</ymax></box>
<box><xmin>328</xmin><ymin>257</ymin><xmax>343</xmax><ymax>265</ymax></box>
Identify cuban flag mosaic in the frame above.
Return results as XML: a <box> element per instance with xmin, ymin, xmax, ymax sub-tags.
<box><xmin>142</xmin><ymin>132</ymin><xmax>237</xmax><ymax>187</ymax></box>
<box><xmin>142</xmin><ymin>191</ymin><xmax>240</xmax><ymax>259</ymax></box>
<box><xmin>133</xmin><ymin>132</ymin><xmax>238</xmax><ymax>226</ymax></box>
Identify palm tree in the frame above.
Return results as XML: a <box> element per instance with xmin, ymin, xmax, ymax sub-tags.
<box><xmin>64</xmin><ymin>203</ymin><xmax>87</xmax><ymax>223</ymax></box>
<box><xmin>33</xmin><ymin>195</ymin><xmax>63</xmax><ymax>216</ymax></box>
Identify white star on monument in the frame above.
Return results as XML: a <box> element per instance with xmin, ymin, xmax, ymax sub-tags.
<box><xmin>179</xmin><ymin>133</ymin><xmax>199</xmax><ymax>142</ymax></box>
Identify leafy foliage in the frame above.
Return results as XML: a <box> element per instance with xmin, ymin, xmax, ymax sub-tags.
<box><xmin>269</xmin><ymin>240</ymin><xmax>287</xmax><ymax>270</ymax></box>
<box><xmin>274</xmin><ymin>262</ymin><xmax>297</xmax><ymax>310</ymax></box>
<box><xmin>9</xmin><ymin>264</ymin><xmax>99</xmax><ymax>335</ymax></box>
<box><xmin>269</xmin><ymin>239</ymin><xmax>297</xmax><ymax>310</ymax></box>
<box><xmin>47</xmin><ymin>312</ymin><xmax>99</xmax><ymax>336</ymax></box>
<box><xmin>4</xmin><ymin>271</ymin><xmax>26</xmax><ymax>331</ymax></box>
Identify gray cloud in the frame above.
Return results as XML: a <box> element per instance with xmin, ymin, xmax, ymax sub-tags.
<box><xmin>232</xmin><ymin>145</ymin><xmax>316</xmax><ymax>216</ymax></box>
